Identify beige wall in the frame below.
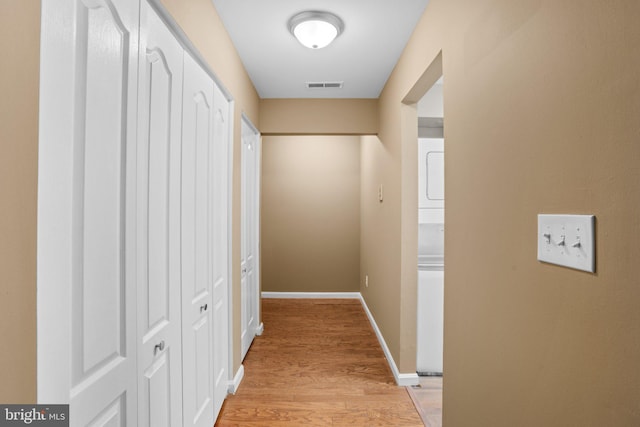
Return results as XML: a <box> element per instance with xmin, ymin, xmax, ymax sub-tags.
<box><xmin>262</xmin><ymin>136</ymin><xmax>360</xmax><ymax>293</ymax></box>
<box><xmin>160</xmin><ymin>0</ymin><xmax>260</xmax><ymax>376</ymax></box>
<box><xmin>364</xmin><ymin>0</ymin><xmax>640</xmax><ymax>425</ymax></box>
<box><xmin>260</xmin><ymin>99</ymin><xmax>378</xmax><ymax>135</ymax></box>
<box><xmin>360</xmin><ymin>133</ymin><xmax>403</xmax><ymax>361</ymax></box>
<box><xmin>0</xmin><ymin>0</ymin><xmax>40</xmax><ymax>403</ymax></box>
<box><xmin>11</xmin><ymin>1</ymin><xmax>640</xmax><ymax>423</ymax></box>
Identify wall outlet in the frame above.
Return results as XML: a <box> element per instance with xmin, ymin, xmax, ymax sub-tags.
<box><xmin>365</xmin><ymin>275</ymin><xmax>369</xmax><ymax>287</ymax></box>
<box><xmin>537</xmin><ymin>214</ymin><xmax>595</xmax><ymax>273</ymax></box>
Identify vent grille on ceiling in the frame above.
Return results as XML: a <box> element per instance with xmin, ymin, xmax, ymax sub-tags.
<box><xmin>306</xmin><ymin>81</ymin><xmax>344</xmax><ymax>89</ymax></box>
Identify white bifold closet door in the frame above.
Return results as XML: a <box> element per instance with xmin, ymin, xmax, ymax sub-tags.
<box><xmin>39</xmin><ymin>1</ymin><xmax>232</xmax><ymax>426</ymax></box>
<box><xmin>139</xmin><ymin>3</ymin><xmax>230</xmax><ymax>425</ymax></box>
<box><xmin>38</xmin><ymin>0</ymin><xmax>140</xmax><ymax>425</ymax></box>
<box><xmin>181</xmin><ymin>53</ymin><xmax>216</xmax><ymax>427</ymax></box>
<box><xmin>136</xmin><ymin>2</ymin><xmax>184</xmax><ymax>427</ymax></box>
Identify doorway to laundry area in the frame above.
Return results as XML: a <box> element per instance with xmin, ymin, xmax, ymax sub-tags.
<box><xmin>401</xmin><ymin>50</ymin><xmax>445</xmax><ymax>427</ymax></box>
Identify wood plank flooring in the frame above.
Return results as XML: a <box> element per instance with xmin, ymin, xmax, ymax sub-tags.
<box><xmin>215</xmin><ymin>299</ymin><xmax>424</xmax><ymax>426</ymax></box>
<box><xmin>407</xmin><ymin>377</ymin><xmax>443</xmax><ymax>427</ymax></box>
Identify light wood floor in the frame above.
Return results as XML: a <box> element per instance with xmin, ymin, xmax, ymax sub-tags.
<box><xmin>407</xmin><ymin>376</ymin><xmax>443</xmax><ymax>427</ymax></box>
<box><xmin>215</xmin><ymin>299</ymin><xmax>424</xmax><ymax>426</ymax></box>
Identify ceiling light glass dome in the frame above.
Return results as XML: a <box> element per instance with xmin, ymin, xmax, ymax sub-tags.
<box><xmin>289</xmin><ymin>11</ymin><xmax>344</xmax><ymax>49</ymax></box>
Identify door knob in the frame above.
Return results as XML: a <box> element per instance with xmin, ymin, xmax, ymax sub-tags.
<box><xmin>154</xmin><ymin>340</ymin><xmax>165</xmax><ymax>355</ymax></box>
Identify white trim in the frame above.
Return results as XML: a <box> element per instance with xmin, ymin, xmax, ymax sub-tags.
<box><xmin>241</xmin><ymin>112</ymin><xmax>260</xmax><ymax>134</ymax></box>
<box><xmin>255</xmin><ymin>128</ymin><xmax>263</xmax><ymax>336</ymax></box>
<box><xmin>225</xmin><ymin>98</ymin><xmax>236</xmax><ymax>406</ymax></box>
<box><xmin>37</xmin><ymin>0</ymin><xmax>75</xmax><ymax>403</ymax></box>
<box><xmin>147</xmin><ymin>0</ymin><xmax>233</xmax><ymax>101</ymax></box>
<box><xmin>396</xmin><ymin>372</ymin><xmax>421</xmax><ymax>385</ymax></box>
<box><xmin>228</xmin><ymin>364</ymin><xmax>244</xmax><ymax>394</ymax></box>
<box><xmin>357</xmin><ymin>295</ymin><xmax>420</xmax><ymax>387</ymax></box>
<box><xmin>261</xmin><ymin>292</ymin><xmax>361</xmax><ymax>299</ymax></box>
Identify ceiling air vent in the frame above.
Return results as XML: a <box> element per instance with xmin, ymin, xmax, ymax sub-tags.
<box><xmin>306</xmin><ymin>81</ymin><xmax>344</xmax><ymax>89</ymax></box>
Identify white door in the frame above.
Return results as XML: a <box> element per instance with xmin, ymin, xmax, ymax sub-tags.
<box><xmin>136</xmin><ymin>3</ymin><xmax>184</xmax><ymax>426</ymax></box>
<box><xmin>37</xmin><ymin>0</ymin><xmax>139</xmax><ymax>425</ymax></box>
<box><xmin>240</xmin><ymin>118</ymin><xmax>261</xmax><ymax>360</ymax></box>
<box><xmin>181</xmin><ymin>53</ymin><xmax>215</xmax><ymax>427</ymax></box>
<box><xmin>211</xmin><ymin>83</ymin><xmax>231</xmax><ymax>416</ymax></box>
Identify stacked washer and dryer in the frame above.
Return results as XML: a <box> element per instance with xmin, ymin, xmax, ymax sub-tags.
<box><xmin>416</xmin><ymin>137</ymin><xmax>445</xmax><ymax>375</ymax></box>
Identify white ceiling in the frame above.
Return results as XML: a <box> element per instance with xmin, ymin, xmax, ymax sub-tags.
<box><xmin>211</xmin><ymin>0</ymin><xmax>430</xmax><ymax>99</ymax></box>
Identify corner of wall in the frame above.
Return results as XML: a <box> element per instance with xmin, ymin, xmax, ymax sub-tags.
<box><xmin>0</xmin><ymin>0</ymin><xmax>41</xmax><ymax>403</ymax></box>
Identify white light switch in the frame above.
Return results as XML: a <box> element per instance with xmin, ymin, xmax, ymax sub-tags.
<box><xmin>537</xmin><ymin>214</ymin><xmax>595</xmax><ymax>273</ymax></box>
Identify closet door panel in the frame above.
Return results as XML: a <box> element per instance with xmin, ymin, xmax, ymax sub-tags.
<box><xmin>38</xmin><ymin>0</ymin><xmax>140</xmax><ymax>425</ymax></box>
<box><xmin>181</xmin><ymin>53</ymin><xmax>215</xmax><ymax>427</ymax></box>
<box><xmin>73</xmin><ymin>0</ymin><xmax>129</xmax><ymax>384</ymax></box>
<box><xmin>137</xmin><ymin>2</ymin><xmax>184</xmax><ymax>426</ymax></box>
<box><xmin>70</xmin><ymin>0</ymin><xmax>139</xmax><ymax>425</ymax></box>
<box><xmin>143</xmin><ymin>353</ymin><xmax>170</xmax><ymax>427</ymax></box>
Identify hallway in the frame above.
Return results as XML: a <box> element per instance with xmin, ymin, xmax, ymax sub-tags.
<box><xmin>4</xmin><ymin>1</ymin><xmax>640</xmax><ymax>425</ymax></box>
<box><xmin>215</xmin><ymin>299</ymin><xmax>423</xmax><ymax>426</ymax></box>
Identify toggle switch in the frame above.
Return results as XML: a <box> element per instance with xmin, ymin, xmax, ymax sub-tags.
<box><xmin>537</xmin><ymin>214</ymin><xmax>595</xmax><ymax>273</ymax></box>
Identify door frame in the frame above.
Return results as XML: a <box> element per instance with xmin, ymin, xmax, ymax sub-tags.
<box><xmin>240</xmin><ymin>114</ymin><xmax>262</xmax><ymax>360</ymax></box>
<box><xmin>401</xmin><ymin>51</ymin><xmax>444</xmax><ymax>377</ymax></box>
<box><xmin>224</xmin><ymin>104</ymin><xmax>235</xmax><ymax>393</ymax></box>
<box><xmin>37</xmin><ymin>0</ymin><xmax>76</xmax><ymax>402</ymax></box>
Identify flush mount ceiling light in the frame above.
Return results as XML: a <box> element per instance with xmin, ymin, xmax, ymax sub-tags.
<box><xmin>288</xmin><ymin>11</ymin><xmax>344</xmax><ymax>49</ymax></box>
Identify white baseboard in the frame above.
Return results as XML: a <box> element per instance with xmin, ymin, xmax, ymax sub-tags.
<box><xmin>228</xmin><ymin>364</ymin><xmax>244</xmax><ymax>394</ymax></box>
<box><xmin>261</xmin><ymin>291</ymin><xmax>361</xmax><ymax>299</ymax></box>
<box><xmin>357</xmin><ymin>295</ymin><xmax>420</xmax><ymax>387</ymax></box>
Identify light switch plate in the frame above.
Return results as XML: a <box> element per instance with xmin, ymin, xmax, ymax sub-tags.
<box><xmin>537</xmin><ymin>214</ymin><xmax>595</xmax><ymax>273</ymax></box>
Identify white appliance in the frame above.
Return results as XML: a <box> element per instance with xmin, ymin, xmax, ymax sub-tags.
<box><xmin>416</xmin><ymin>223</ymin><xmax>444</xmax><ymax>375</ymax></box>
<box><xmin>416</xmin><ymin>136</ymin><xmax>445</xmax><ymax>375</ymax></box>
<box><xmin>418</xmin><ymin>138</ymin><xmax>444</xmax><ymax>210</ymax></box>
